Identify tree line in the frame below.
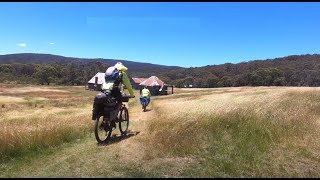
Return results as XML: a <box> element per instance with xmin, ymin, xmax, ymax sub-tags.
<box><xmin>1</xmin><ymin>54</ymin><xmax>320</xmax><ymax>88</ymax></box>
<box><xmin>0</xmin><ymin>61</ymin><xmax>109</xmax><ymax>85</ymax></box>
<box><xmin>157</xmin><ymin>54</ymin><xmax>320</xmax><ymax>88</ymax></box>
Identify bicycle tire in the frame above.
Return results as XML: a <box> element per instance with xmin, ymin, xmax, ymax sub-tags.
<box><xmin>94</xmin><ymin>115</ymin><xmax>112</xmax><ymax>143</ymax></box>
<box><xmin>119</xmin><ymin>106</ymin><xmax>129</xmax><ymax>135</ymax></box>
<box><xmin>143</xmin><ymin>101</ymin><xmax>146</xmax><ymax>112</ymax></box>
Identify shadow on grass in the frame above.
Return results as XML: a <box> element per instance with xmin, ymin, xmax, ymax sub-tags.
<box><xmin>97</xmin><ymin>131</ymin><xmax>140</xmax><ymax>146</ymax></box>
<box><xmin>142</xmin><ymin>109</ymin><xmax>152</xmax><ymax>112</ymax></box>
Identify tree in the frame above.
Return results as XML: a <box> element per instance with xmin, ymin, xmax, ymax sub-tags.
<box><xmin>194</xmin><ymin>78</ymin><xmax>207</xmax><ymax>88</ymax></box>
<box><xmin>183</xmin><ymin>76</ymin><xmax>194</xmax><ymax>86</ymax></box>
<box><xmin>273</xmin><ymin>77</ymin><xmax>286</xmax><ymax>86</ymax></box>
<box><xmin>234</xmin><ymin>74</ymin><xmax>249</xmax><ymax>87</ymax></box>
<box><xmin>206</xmin><ymin>74</ymin><xmax>219</xmax><ymax>88</ymax></box>
<box><xmin>218</xmin><ymin>76</ymin><xmax>234</xmax><ymax>87</ymax></box>
<box><xmin>33</xmin><ymin>64</ymin><xmax>57</xmax><ymax>85</ymax></box>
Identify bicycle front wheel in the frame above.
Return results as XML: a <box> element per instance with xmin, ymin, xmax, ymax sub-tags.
<box><xmin>119</xmin><ymin>106</ymin><xmax>129</xmax><ymax>135</ymax></box>
<box><xmin>95</xmin><ymin>116</ymin><xmax>112</xmax><ymax>144</ymax></box>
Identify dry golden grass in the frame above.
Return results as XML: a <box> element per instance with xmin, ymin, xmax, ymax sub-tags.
<box><xmin>144</xmin><ymin>86</ymin><xmax>320</xmax><ymax>177</ymax></box>
<box><xmin>0</xmin><ymin>84</ymin><xmax>96</xmax><ymax>160</ymax></box>
<box><xmin>0</xmin><ymin>87</ymin><xmax>69</xmax><ymax>93</ymax></box>
<box><xmin>0</xmin><ymin>96</ymin><xmax>27</xmax><ymax>103</ymax></box>
<box><xmin>1</xmin><ymin>84</ymin><xmax>320</xmax><ymax>177</ymax></box>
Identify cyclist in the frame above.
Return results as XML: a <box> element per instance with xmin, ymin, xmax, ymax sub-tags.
<box><xmin>102</xmin><ymin>62</ymin><xmax>134</xmax><ymax>98</ymax></box>
<box><xmin>140</xmin><ymin>86</ymin><xmax>151</xmax><ymax>108</ymax></box>
<box><xmin>100</xmin><ymin>62</ymin><xmax>135</xmax><ymax>127</ymax></box>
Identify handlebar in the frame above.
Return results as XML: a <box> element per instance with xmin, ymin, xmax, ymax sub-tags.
<box><xmin>123</xmin><ymin>95</ymin><xmax>135</xmax><ymax>98</ymax></box>
<box><xmin>101</xmin><ymin>90</ymin><xmax>135</xmax><ymax>98</ymax></box>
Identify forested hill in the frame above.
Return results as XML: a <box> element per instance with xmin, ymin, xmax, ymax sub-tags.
<box><xmin>1</xmin><ymin>53</ymin><xmax>320</xmax><ymax>87</ymax></box>
<box><xmin>0</xmin><ymin>53</ymin><xmax>182</xmax><ymax>73</ymax></box>
<box><xmin>158</xmin><ymin>54</ymin><xmax>320</xmax><ymax>87</ymax></box>
<box><xmin>0</xmin><ymin>53</ymin><xmax>183</xmax><ymax>85</ymax></box>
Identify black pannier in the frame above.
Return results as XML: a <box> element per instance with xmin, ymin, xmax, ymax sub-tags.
<box><xmin>94</xmin><ymin>92</ymin><xmax>107</xmax><ymax>104</ymax></box>
<box><xmin>119</xmin><ymin>95</ymin><xmax>129</xmax><ymax>102</ymax></box>
<box><xmin>94</xmin><ymin>92</ymin><xmax>117</xmax><ymax>107</ymax></box>
<box><xmin>92</xmin><ymin>91</ymin><xmax>118</xmax><ymax>120</ymax></box>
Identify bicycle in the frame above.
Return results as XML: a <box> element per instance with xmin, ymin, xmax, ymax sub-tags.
<box><xmin>92</xmin><ymin>91</ymin><xmax>134</xmax><ymax>144</ymax></box>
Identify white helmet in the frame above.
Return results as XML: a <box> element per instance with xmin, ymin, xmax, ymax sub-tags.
<box><xmin>114</xmin><ymin>62</ymin><xmax>128</xmax><ymax>71</ymax></box>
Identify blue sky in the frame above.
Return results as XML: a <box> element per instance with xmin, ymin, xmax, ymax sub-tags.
<box><xmin>1</xmin><ymin>2</ymin><xmax>320</xmax><ymax>67</ymax></box>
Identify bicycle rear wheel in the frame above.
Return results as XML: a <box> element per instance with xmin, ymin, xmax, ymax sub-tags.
<box><xmin>119</xmin><ymin>106</ymin><xmax>129</xmax><ymax>135</ymax></box>
<box><xmin>95</xmin><ymin>116</ymin><xmax>112</xmax><ymax>143</ymax></box>
<box><xmin>143</xmin><ymin>101</ymin><xmax>146</xmax><ymax>112</ymax></box>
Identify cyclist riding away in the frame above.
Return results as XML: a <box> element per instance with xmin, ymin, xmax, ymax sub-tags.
<box><xmin>92</xmin><ymin>62</ymin><xmax>135</xmax><ymax>128</ymax></box>
<box><xmin>102</xmin><ymin>62</ymin><xmax>135</xmax><ymax>98</ymax></box>
<box><xmin>140</xmin><ymin>86</ymin><xmax>151</xmax><ymax>109</ymax></box>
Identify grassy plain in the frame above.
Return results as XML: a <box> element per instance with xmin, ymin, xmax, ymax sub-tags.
<box><xmin>1</xmin><ymin>84</ymin><xmax>320</xmax><ymax>177</ymax></box>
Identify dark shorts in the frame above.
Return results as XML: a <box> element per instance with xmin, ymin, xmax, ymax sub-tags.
<box><xmin>140</xmin><ymin>96</ymin><xmax>150</xmax><ymax>106</ymax></box>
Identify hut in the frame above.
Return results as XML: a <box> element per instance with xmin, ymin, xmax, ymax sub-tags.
<box><xmin>87</xmin><ymin>72</ymin><xmax>105</xmax><ymax>91</ymax></box>
<box><xmin>139</xmin><ymin>76</ymin><xmax>173</xmax><ymax>96</ymax></box>
<box><xmin>131</xmin><ymin>77</ymin><xmax>147</xmax><ymax>90</ymax></box>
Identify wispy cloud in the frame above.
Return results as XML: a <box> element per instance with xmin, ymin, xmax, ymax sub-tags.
<box><xmin>17</xmin><ymin>43</ymin><xmax>27</xmax><ymax>47</ymax></box>
<box><xmin>49</xmin><ymin>42</ymin><xmax>55</xmax><ymax>45</ymax></box>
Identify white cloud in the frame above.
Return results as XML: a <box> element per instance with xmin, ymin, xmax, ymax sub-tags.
<box><xmin>17</xmin><ymin>43</ymin><xmax>27</xmax><ymax>47</ymax></box>
<box><xmin>49</xmin><ymin>42</ymin><xmax>55</xmax><ymax>45</ymax></box>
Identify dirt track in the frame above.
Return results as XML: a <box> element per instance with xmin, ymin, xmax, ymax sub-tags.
<box><xmin>0</xmin><ymin>98</ymin><xmax>157</xmax><ymax>178</ymax></box>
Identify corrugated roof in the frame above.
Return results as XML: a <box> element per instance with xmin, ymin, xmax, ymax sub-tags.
<box><xmin>139</xmin><ymin>76</ymin><xmax>164</xmax><ymax>87</ymax></box>
<box><xmin>88</xmin><ymin>72</ymin><xmax>105</xmax><ymax>84</ymax></box>
<box><xmin>132</xmin><ymin>77</ymin><xmax>147</xmax><ymax>84</ymax></box>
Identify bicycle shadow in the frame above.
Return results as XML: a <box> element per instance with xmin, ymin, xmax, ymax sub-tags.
<box><xmin>97</xmin><ymin>131</ymin><xmax>140</xmax><ymax>146</ymax></box>
<box><xmin>142</xmin><ymin>109</ymin><xmax>152</xmax><ymax>112</ymax></box>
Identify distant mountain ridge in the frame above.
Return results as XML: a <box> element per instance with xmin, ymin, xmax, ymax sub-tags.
<box><xmin>1</xmin><ymin>53</ymin><xmax>320</xmax><ymax>87</ymax></box>
<box><xmin>0</xmin><ymin>53</ymin><xmax>184</xmax><ymax>72</ymax></box>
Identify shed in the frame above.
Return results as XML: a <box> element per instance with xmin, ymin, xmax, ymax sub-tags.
<box><xmin>139</xmin><ymin>76</ymin><xmax>173</xmax><ymax>96</ymax></box>
<box><xmin>87</xmin><ymin>72</ymin><xmax>105</xmax><ymax>91</ymax></box>
<box><xmin>131</xmin><ymin>77</ymin><xmax>148</xmax><ymax>90</ymax></box>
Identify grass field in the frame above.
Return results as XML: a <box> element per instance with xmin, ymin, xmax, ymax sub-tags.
<box><xmin>1</xmin><ymin>84</ymin><xmax>320</xmax><ymax>177</ymax></box>
<box><xmin>0</xmin><ymin>84</ymin><xmax>97</xmax><ymax>161</ymax></box>
<box><xmin>144</xmin><ymin>87</ymin><xmax>320</xmax><ymax>177</ymax></box>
